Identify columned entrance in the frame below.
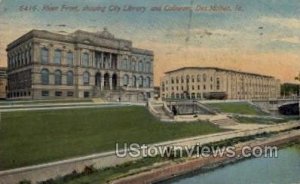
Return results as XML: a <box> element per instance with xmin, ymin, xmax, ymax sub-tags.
<box><xmin>104</xmin><ymin>73</ymin><xmax>110</xmax><ymax>90</ymax></box>
<box><xmin>95</xmin><ymin>72</ymin><xmax>101</xmax><ymax>88</ymax></box>
<box><xmin>112</xmin><ymin>73</ymin><xmax>117</xmax><ymax>90</ymax></box>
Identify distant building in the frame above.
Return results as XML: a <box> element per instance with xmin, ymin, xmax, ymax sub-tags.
<box><xmin>0</xmin><ymin>67</ymin><xmax>7</xmax><ymax>99</ymax></box>
<box><xmin>6</xmin><ymin>28</ymin><xmax>154</xmax><ymax>100</ymax></box>
<box><xmin>160</xmin><ymin>67</ymin><xmax>281</xmax><ymax>100</ymax></box>
<box><xmin>153</xmin><ymin>86</ymin><xmax>160</xmax><ymax>98</ymax></box>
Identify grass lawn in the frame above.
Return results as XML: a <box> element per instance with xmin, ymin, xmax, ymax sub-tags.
<box><xmin>0</xmin><ymin>106</ymin><xmax>223</xmax><ymax>170</ymax></box>
<box><xmin>206</xmin><ymin>102</ymin><xmax>267</xmax><ymax>115</ymax></box>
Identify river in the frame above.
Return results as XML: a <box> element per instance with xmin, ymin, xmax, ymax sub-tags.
<box><xmin>164</xmin><ymin>144</ymin><xmax>300</xmax><ymax>184</ymax></box>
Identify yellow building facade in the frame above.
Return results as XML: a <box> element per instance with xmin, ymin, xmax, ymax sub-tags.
<box><xmin>160</xmin><ymin>67</ymin><xmax>281</xmax><ymax>100</ymax></box>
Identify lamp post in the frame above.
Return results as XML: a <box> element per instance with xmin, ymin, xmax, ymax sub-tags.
<box><xmin>295</xmin><ymin>72</ymin><xmax>300</xmax><ymax>117</ymax></box>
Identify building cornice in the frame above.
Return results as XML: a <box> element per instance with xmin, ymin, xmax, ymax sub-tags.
<box><xmin>165</xmin><ymin>67</ymin><xmax>276</xmax><ymax>79</ymax></box>
<box><xmin>6</xmin><ymin>29</ymin><xmax>154</xmax><ymax>56</ymax></box>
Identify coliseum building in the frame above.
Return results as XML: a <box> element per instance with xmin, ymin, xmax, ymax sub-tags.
<box><xmin>6</xmin><ymin>28</ymin><xmax>154</xmax><ymax>101</ymax></box>
<box><xmin>160</xmin><ymin>67</ymin><xmax>281</xmax><ymax>100</ymax></box>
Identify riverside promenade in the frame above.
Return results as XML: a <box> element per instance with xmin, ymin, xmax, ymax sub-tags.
<box><xmin>0</xmin><ymin>121</ymin><xmax>299</xmax><ymax>184</ymax></box>
<box><xmin>112</xmin><ymin>128</ymin><xmax>300</xmax><ymax>184</ymax></box>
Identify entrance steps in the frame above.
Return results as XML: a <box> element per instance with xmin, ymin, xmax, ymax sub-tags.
<box><xmin>210</xmin><ymin>116</ymin><xmax>239</xmax><ymax>126</ymax></box>
<box><xmin>92</xmin><ymin>98</ymin><xmax>108</xmax><ymax>104</ymax></box>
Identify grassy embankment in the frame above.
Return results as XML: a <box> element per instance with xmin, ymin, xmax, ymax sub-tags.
<box><xmin>0</xmin><ymin>106</ymin><xmax>223</xmax><ymax>170</ymax></box>
<box><xmin>205</xmin><ymin>102</ymin><xmax>267</xmax><ymax>115</ymax></box>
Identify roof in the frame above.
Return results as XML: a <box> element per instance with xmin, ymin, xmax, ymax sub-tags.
<box><xmin>165</xmin><ymin>67</ymin><xmax>275</xmax><ymax>78</ymax></box>
<box><xmin>7</xmin><ymin>29</ymin><xmax>154</xmax><ymax>56</ymax></box>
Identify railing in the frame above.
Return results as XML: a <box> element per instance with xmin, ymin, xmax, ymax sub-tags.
<box><xmin>163</xmin><ymin>101</ymin><xmax>174</xmax><ymax>118</ymax></box>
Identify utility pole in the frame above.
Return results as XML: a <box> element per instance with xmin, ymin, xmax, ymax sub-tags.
<box><xmin>295</xmin><ymin>72</ymin><xmax>300</xmax><ymax>117</ymax></box>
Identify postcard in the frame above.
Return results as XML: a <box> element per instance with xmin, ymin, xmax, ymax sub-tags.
<box><xmin>0</xmin><ymin>0</ymin><xmax>299</xmax><ymax>184</ymax></box>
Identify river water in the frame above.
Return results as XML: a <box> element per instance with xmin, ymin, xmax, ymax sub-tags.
<box><xmin>164</xmin><ymin>144</ymin><xmax>300</xmax><ymax>184</ymax></box>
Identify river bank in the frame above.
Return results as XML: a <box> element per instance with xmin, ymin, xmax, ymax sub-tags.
<box><xmin>167</xmin><ymin>143</ymin><xmax>300</xmax><ymax>184</ymax></box>
<box><xmin>112</xmin><ymin>129</ymin><xmax>300</xmax><ymax>184</ymax></box>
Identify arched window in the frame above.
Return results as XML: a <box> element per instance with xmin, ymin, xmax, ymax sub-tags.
<box><xmin>67</xmin><ymin>71</ymin><xmax>74</xmax><ymax>86</ymax></box>
<box><xmin>67</xmin><ymin>52</ymin><xmax>73</xmax><ymax>66</ymax></box>
<box><xmin>139</xmin><ymin>76</ymin><xmax>143</xmax><ymax>88</ymax></box>
<box><xmin>54</xmin><ymin>49</ymin><xmax>62</xmax><ymax>64</ymax></box>
<box><xmin>83</xmin><ymin>71</ymin><xmax>90</xmax><ymax>85</ymax></box>
<box><xmin>131</xmin><ymin>61</ymin><xmax>136</xmax><ymax>71</ymax></box>
<box><xmin>181</xmin><ymin>76</ymin><xmax>184</xmax><ymax>83</ymax></box>
<box><xmin>186</xmin><ymin>75</ymin><xmax>190</xmax><ymax>83</ymax></box>
<box><xmin>55</xmin><ymin>70</ymin><xmax>62</xmax><ymax>85</ymax></box>
<box><xmin>145</xmin><ymin>77</ymin><xmax>151</xmax><ymax>88</ymax></box>
<box><xmin>132</xmin><ymin>76</ymin><xmax>137</xmax><ymax>87</ymax></box>
<box><xmin>138</xmin><ymin>61</ymin><xmax>143</xmax><ymax>72</ymax></box>
<box><xmin>127</xmin><ymin>60</ymin><xmax>130</xmax><ymax>70</ymax></box>
<box><xmin>41</xmin><ymin>69</ymin><xmax>49</xmax><ymax>85</ymax></box>
<box><xmin>123</xmin><ymin>74</ymin><xmax>129</xmax><ymax>86</ymax></box>
<box><xmin>82</xmin><ymin>53</ymin><xmax>89</xmax><ymax>67</ymax></box>
<box><xmin>41</xmin><ymin>48</ymin><xmax>49</xmax><ymax>64</ymax></box>
<box><xmin>203</xmin><ymin>74</ymin><xmax>207</xmax><ymax>82</ymax></box>
<box><xmin>197</xmin><ymin>75</ymin><xmax>201</xmax><ymax>82</ymax></box>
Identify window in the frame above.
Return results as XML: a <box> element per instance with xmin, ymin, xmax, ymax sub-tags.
<box><xmin>67</xmin><ymin>91</ymin><xmax>74</xmax><ymax>97</ymax></box>
<box><xmin>132</xmin><ymin>76</ymin><xmax>137</xmax><ymax>87</ymax></box>
<box><xmin>41</xmin><ymin>48</ymin><xmax>49</xmax><ymax>64</ymax></box>
<box><xmin>67</xmin><ymin>71</ymin><xmax>74</xmax><ymax>86</ymax></box>
<box><xmin>186</xmin><ymin>75</ymin><xmax>190</xmax><ymax>83</ymax></box>
<box><xmin>138</xmin><ymin>61</ymin><xmax>143</xmax><ymax>72</ymax></box>
<box><xmin>216</xmin><ymin>78</ymin><xmax>220</xmax><ymax>90</ymax></box>
<box><xmin>145</xmin><ymin>77</ymin><xmax>151</xmax><ymax>88</ymax></box>
<box><xmin>197</xmin><ymin>75</ymin><xmax>201</xmax><ymax>82</ymax></box>
<box><xmin>83</xmin><ymin>71</ymin><xmax>90</xmax><ymax>85</ymax></box>
<box><xmin>126</xmin><ymin>60</ymin><xmax>130</xmax><ymax>70</ymax></box>
<box><xmin>139</xmin><ymin>76</ymin><xmax>143</xmax><ymax>88</ymax></box>
<box><xmin>203</xmin><ymin>74</ymin><xmax>207</xmax><ymax>82</ymax></box>
<box><xmin>54</xmin><ymin>49</ymin><xmax>62</xmax><ymax>64</ymax></box>
<box><xmin>67</xmin><ymin>52</ymin><xmax>73</xmax><ymax>66</ymax></box>
<box><xmin>146</xmin><ymin>62</ymin><xmax>151</xmax><ymax>73</ymax></box>
<box><xmin>55</xmin><ymin>91</ymin><xmax>62</xmax><ymax>96</ymax></box>
<box><xmin>131</xmin><ymin>61</ymin><xmax>136</xmax><ymax>71</ymax></box>
<box><xmin>55</xmin><ymin>70</ymin><xmax>62</xmax><ymax>85</ymax></box>
<box><xmin>41</xmin><ymin>91</ymin><xmax>49</xmax><ymax>96</ymax></box>
<box><xmin>82</xmin><ymin>53</ymin><xmax>89</xmax><ymax>67</ymax></box>
<box><xmin>123</xmin><ymin>74</ymin><xmax>129</xmax><ymax>86</ymax></box>
<box><xmin>41</xmin><ymin>69</ymin><xmax>49</xmax><ymax>85</ymax></box>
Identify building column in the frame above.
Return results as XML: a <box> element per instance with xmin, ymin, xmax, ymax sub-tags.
<box><xmin>100</xmin><ymin>75</ymin><xmax>104</xmax><ymax>90</ymax></box>
<box><xmin>109</xmin><ymin>53</ymin><xmax>112</xmax><ymax>69</ymax></box>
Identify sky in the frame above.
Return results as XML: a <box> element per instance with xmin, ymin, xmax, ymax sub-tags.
<box><xmin>0</xmin><ymin>0</ymin><xmax>299</xmax><ymax>85</ymax></box>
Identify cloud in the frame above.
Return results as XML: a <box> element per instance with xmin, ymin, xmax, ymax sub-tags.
<box><xmin>259</xmin><ymin>16</ymin><xmax>300</xmax><ymax>29</ymax></box>
<box><xmin>273</xmin><ymin>36</ymin><xmax>300</xmax><ymax>44</ymax></box>
<box><xmin>166</xmin><ymin>28</ymin><xmax>239</xmax><ymax>38</ymax></box>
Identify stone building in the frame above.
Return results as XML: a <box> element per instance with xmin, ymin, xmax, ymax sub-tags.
<box><xmin>0</xmin><ymin>67</ymin><xmax>7</xmax><ymax>99</ymax></box>
<box><xmin>6</xmin><ymin>28</ymin><xmax>154</xmax><ymax>101</ymax></box>
<box><xmin>160</xmin><ymin>67</ymin><xmax>281</xmax><ymax>100</ymax></box>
